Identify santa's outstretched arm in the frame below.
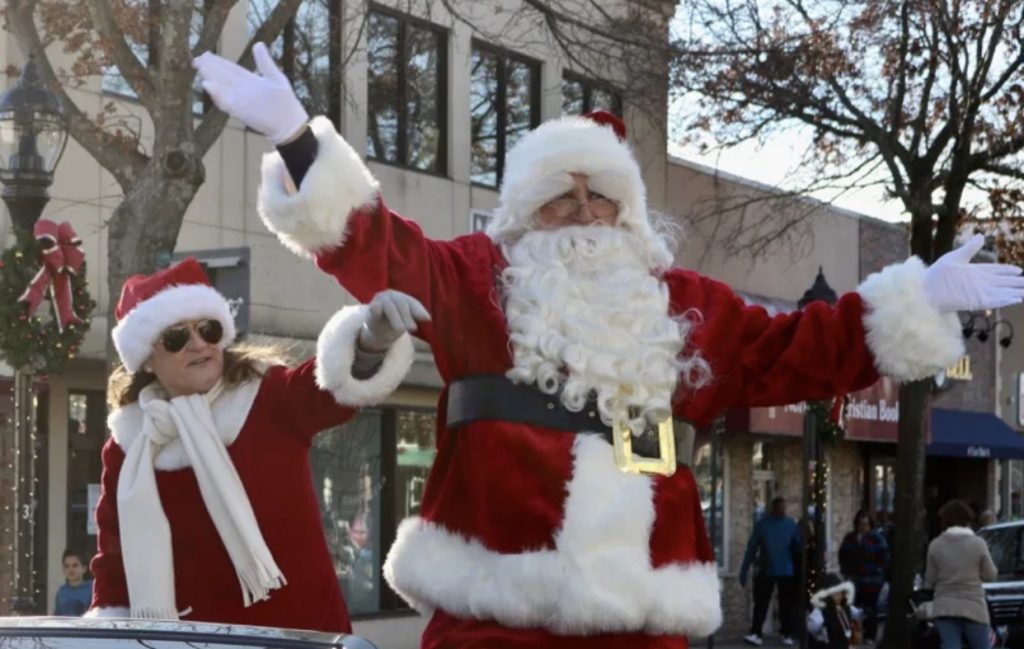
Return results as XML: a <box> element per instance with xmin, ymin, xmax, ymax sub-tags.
<box><xmin>670</xmin><ymin>234</ymin><xmax>1024</xmax><ymax>424</ymax></box>
<box><xmin>193</xmin><ymin>45</ymin><xmax>464</xmax><ymax>343</ymax></box>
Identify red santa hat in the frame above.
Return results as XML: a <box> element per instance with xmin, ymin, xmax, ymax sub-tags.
<box><xmin>487</xmin><ymin>110</ymin><xmax>672</xmax><ymax>266</ymax></box>
<box><xmin>111</xmin><ymin>257</ymin><xmax>237</xmax><ymax>372</ymax></box>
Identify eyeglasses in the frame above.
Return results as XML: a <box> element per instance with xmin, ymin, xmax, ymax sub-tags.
<box><xmin>540</xmin><ymin>193</ymin><xmax>620</xmax><ymax>223</ymax></box>
<box><xmin>160</xmin><ymin>319</ymin><xmax>223</xmax><ymax>353</ymax></box>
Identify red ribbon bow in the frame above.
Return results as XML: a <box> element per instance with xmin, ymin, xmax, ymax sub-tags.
<box><xmin>18</xmin><ymin>219</ymin><xmax>85</xmax><ymax>332</ymax></box>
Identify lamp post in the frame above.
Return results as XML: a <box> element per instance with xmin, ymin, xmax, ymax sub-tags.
<box><xmin>797</xmin><ymin>267</ymin><xmax>837</xmax><ymax>648</ymax></box>
<box><xmin>0</xmin><ymin>57</ymin><xmax>68</xmax><ymax>615</ymax></box>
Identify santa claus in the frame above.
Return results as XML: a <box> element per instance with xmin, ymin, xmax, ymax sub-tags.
<box><xmin>194</xmin><ymin>44</ymin><xmax>1024</xmax><ymax>649</ymax></box>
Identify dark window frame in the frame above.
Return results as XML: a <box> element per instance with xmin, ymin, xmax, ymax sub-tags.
<box><xmin>470</xmin><ymin>41</ymin><xmax>541</xmax><ymax>189</ymax></box>
<box><xmin>562</xmin><ymin>71</ymin><xmax>624</xmax><ymax>117</ymax></box>
<box><xmin>366</xmin><ymin>4</ymin><xmax>449</xmax><ymax>177</ymax></box>
<box><xmin>275</xmin><ymin>0</ymin><xmax>344</xmax><ymax>130</ymax></box>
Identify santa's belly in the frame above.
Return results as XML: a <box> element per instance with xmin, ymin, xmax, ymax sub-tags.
<box><xmin>384</xmin><ymin>422</ymin><xmax>721</xmax><ymax>639</ymax></box>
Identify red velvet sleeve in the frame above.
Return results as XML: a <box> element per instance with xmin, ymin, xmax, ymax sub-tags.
<box><xmin>667</xmin><ymin>269</ymin><xmax>880</xmax><ymax>426</ymax></box>
<box><xmin>262</xmin><ymin>360</ymin><xmax>358</xmax><ymax>446</ymax></box>
<box><xmin>313</xmin><ymin>199</ymin><xmax>495</xmax><ymax>348</ymax></box>
<box><xmin>89</xmin><ymin>438</ymin><xmax>130</xmax><ymax>610</ymax></box>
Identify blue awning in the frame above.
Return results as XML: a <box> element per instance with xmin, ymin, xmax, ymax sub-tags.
<box><xmin>928</xmin><ymin>409</ymin><xmax>1024</xmax><ymax>459</ymax></box>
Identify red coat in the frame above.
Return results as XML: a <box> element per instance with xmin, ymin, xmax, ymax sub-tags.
<box><xmin>256</xmin><ymin>117</ymin><xmax>965</xmax><ymax>649</ymax></box>
<box><xmin>90</xmin><ymin>311</ymin><xmax>416</xmax><ymax>633</ymax></box>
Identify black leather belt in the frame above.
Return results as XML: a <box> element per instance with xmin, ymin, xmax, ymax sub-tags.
<box><xmin>446</xmin><ymin>375</ymin><xmax>667</xmax><ymax>459</ymax></box>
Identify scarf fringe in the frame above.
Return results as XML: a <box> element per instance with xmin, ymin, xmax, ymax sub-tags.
<box><xmin>130</xmin><ymin>606</ymin><xmax>181</xmax><ymax>620</ymax></box>
<box><xmin>238</xmin><ymin>559</ymin><xmax>288</xmax><ymax>607</ymax></box>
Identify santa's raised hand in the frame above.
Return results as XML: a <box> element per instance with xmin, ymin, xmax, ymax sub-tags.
<box><xmin>923</xmin><ymin>234</ymin><xmax>1024</xmax><ymax>312</ymax></box>
<box><xmin>193</xmin><ymin>43</ymin><xmax>306</xmax><ymax>144</ymax></box>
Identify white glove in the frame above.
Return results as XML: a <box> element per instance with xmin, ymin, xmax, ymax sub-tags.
<box><xmin>359</xmin><ymin>290</ymin><xmax>431</xmax><ymax>352</ymax></box>
<box><xmin>192</xmin><ymin>42</ymin><xmax>308</xmax><ymax>145</ymax></box>
<box><xmin>922</xmin><ymin>234</ymin><xmax>1024</xmax><ymax>312</ymax></box>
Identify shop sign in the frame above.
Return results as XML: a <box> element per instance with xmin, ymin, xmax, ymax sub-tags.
<box><xmin>733</xmin><ymin>376</ymin><xmax>903</xmax><ymax>442</ymax></box>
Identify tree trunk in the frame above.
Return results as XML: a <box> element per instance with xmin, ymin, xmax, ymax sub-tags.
<box><xmin>880</xmin><ymin>378</ymin><xmax>932</xmax><ymax>649</ymax></box>
<box><xmin>104</xmin><ymin>164</ymin><xmax>202</xmax><ymax>369</ymax></box>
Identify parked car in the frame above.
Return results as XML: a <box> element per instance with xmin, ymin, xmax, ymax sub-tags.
<box><xmin>0</xmin><ymin>616</ymin><xmax>379</xmax><ymax>649</ymax></box>
<box><xmin>979</xmin><ymin>520</ymin><xmax>1024</xmax><ymax>647</ymax></box>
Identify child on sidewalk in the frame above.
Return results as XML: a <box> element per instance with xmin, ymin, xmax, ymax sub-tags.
<box><xmin>55</xmin><ymin>549</ymin><xmax>93</xmax><ymax>616</ymax></box>
<box><xmin>807</xmin><ymin>573</ymin><xmax>863</xmax><ymax>649</ymax></box>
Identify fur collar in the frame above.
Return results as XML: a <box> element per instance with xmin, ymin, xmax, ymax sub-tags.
<box><xmin>943</xmin><ymin>526</ymin><xmax>976</xmax><ymax>536</ymax></box>
<box><xmin>811</xmin><ymin>581</ymin><xmax>856</xmax><ymax>608</ymax></box>
<box><xmin>108</xmin><ymin>379</ymin><xmax>263</xmax><ymax>471</ymax></box>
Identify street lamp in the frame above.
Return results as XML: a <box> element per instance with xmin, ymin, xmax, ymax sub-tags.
<box><xmin>0</xmin><ymin>56</ymin><xmax>67</xmax><ymax>615</ymax></box>
<box><xmin>797</xmin><ymin>267</ymin><xmax>837</xmax><ymax>649</ymax></box>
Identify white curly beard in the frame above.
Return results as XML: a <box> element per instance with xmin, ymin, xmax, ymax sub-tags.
<box><xmin>500</xmin><ymin>226</ymin><xmax>708</xmax><ymax>433</ymax></box>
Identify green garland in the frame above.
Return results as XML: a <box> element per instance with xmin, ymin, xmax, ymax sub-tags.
<box><xmin>0</xmin><ymin>236</ymin><xmax>94</xmax><ymax>374</ymax></box>
<box><xmin>808</xmin><ymin>397</ymin><xmax>845</xmax><ymax>445</ymax></box>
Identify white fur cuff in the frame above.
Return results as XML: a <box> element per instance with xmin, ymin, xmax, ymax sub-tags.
<box><xmin>258</xmin><ymin>116</ymin><xmax>380</xmax><ymax>258</ymax></box>
<box><xmin>84</xmin><ymin>606</ymin><xmax>131</xmax><ymax>618</ymax></box>
<box><xmin>859</xmin><ymin>257</ymin><xmax>965</xmax><ymax>382</ymax></box>
<box><xmin>315</xmin><ymin>305</ymin><xmax>413</xmax><ymax>406</ymax></box>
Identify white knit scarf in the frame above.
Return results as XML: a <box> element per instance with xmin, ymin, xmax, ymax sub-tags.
<box><xmin>116</xmin><ymin>381</ymin><xmax>286</xmax><ymax>619</ymax></box>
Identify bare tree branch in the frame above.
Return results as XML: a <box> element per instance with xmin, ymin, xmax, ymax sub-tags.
<box><xmin>85</xmin><ymin>0</ymin><xmax>157</xmax><ymax>110</ymax></box>
<box><xmin>5</xmin><ymin>0</ymin><xmax>148</xmax><ymax>189</ymax></box>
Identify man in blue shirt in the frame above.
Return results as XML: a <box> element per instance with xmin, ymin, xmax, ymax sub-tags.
<box><xmin>54</xmin><ymin>549</ymin><xmax>93</xmax><ymax>616</ymax></box>
<box><xmin>740</xmin><ymin>497</ymin><xmax>802</xmax><ymax>646</ymax></box>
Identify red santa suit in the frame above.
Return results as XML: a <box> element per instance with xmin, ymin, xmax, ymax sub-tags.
<box><xmin>88</xmin><ymin>258</ymin><xmax>414</xmax><ymax>632</ymax></box>
<box><xmin>256</xmin><ymin>114</ymin><xmax>965</xmax><ymax>648</ymax></box>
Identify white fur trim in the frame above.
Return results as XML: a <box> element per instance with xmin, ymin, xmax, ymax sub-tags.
<box><xmin>315</xmin><ymin>305</ymin><xmax>414</xmax><ymax>407</ymax></box>
<box><xmin>858</xmin><ymin>257</ymin><xmax>964</xmax><ymax>381</ymax></box>
<box><xmin>943</xmin><ymin>525</ymin><xmax>975</xmax><ymax>536</ymax></box>
<box><xmin>488</xmin><ymin>115</ymin><xmax>673</xmax><ymax>268</ymax></box>
<box><xmin>111</xmin><ymin>284</ymin><xmax>237</xmax><ymax>373</ymax></box>
<box><xmin>383</xmin><ymin>434</ymin><xmax>722</xmax><ymax>637</ymax></box>
<box><xmin>84</xmin><ymin>606</ymin><xmax>130</xmax><ymax>618</ymax></box>
<box><xmin>108</xmin><ymin>379</ymin><xmax>261</xmax><ymax>470</ymax></box>
<box><xmin>258</xmin><ymin>116</ymin><xmax>379</xmax><ymax>258</ymax></box>
<box><xmin>811</xmin><ymin>581</ymin><xmax>856</xmax><ymax>608</ymax></box>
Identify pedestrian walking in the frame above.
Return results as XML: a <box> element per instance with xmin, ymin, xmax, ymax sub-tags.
<box><xmin>807</xmin><ymin>573</ymin><xmax>862</xmax><ymax>649</ymax></box>
<box><xmin>740</xmin><ymin>497</ymin><xmax>801</xmax><ymax>646</ymax></box>
<box><xmin>839</xmin><ymin>510</ymin><xmax>889</xmax><ymax>645</ymax></box>
<box><xmin>924</xmin><ymin>499</ymin><xmax>998</xmax><ymax>649</ymax></box>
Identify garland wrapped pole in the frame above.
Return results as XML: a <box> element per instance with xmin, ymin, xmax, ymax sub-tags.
<box><xmin>0</xmin><ymin>58</ymin><xmax>89</xmax><ymax>615</ymax></box>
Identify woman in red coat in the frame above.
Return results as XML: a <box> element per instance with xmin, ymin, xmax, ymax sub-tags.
<box><xmin>195</xmin><ymin>44</ymin><xmax>1024</xmax><ymax>649</ymax></box>
<box><xmin>87</xmin><ymin>257</ymin><xmax>426</xmax><ymax>632</ymax></box>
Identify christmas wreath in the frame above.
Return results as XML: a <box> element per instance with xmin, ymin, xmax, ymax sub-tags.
<box><xmin>808</xmin><ymin>396</ymin><xmax>847</xmax><ymax>446</ymax></box>
<box><xmin>0</xmin><ymin>220</ymin><xmax>94</xmax><ymax>374</ymax></box>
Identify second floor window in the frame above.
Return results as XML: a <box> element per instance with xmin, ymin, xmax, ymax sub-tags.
<box><xmin>470</xmin><ymin>44</ymin><xmax>540</xmax><ymax>187</ymax></box>
<box><xmin>248</xmin><ymin>0</ymin><xmax>342</xmax><ymax>125</ymax></box>
<box><xmin>562</xmin><ymin>73</ymin><xmax>623</xmax><ymax>117</ymax></box>
<box><xmin>366</xmin><ymin>8</ymin><xmax>447</xmax><ymax>174</ymax></box>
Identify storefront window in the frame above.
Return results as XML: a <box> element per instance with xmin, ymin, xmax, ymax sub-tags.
<box><xmin>311</xmin><ymin>407</ymin><xmax>438</xmax><ymax>616</ymax></box>
<box><xmin>66</xmin><ymin>390</ymin><xmax>105</xmax><ymax>563</ymax></box>
<box><xmin>311</xmin><ymin>410</ymin><xmax>383</xmax><ymax>616</ymax></box>
<box><xmin>871</xmin><ymin>459</ymin><xmax>896</xmax><ymax>521</ymax></box>
<box><xmin>395</xmin><ymin>410</ymin><xmax>436</xmax><ymax>520</ymax></box>
<box><xmin>751</xmin><ymin>441</ymin><xmax>777</xmax><ymax>524</ymax></box>
<box><xmin>693</xmin><ymin>432</ymin><xmax>726</xmax><ymax>568</ymax></box>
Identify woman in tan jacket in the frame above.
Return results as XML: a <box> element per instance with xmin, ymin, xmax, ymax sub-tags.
<box><xmin>924</xmin><ymin>499</ymin><xmax>998</xmax><ymax>649</ymax></box>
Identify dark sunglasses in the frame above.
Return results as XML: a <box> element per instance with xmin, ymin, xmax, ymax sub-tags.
<box><xmin>160</xmin><ymin>319</ymin><xmax>224</xmax><ymax>353</ymax></box>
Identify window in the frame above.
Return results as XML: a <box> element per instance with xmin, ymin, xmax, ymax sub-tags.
<box><xmin>312</xmin><ymin>406</ymin><xmax>436</xmax><ymax>615</ymax></box>
<box><xmin>470</xmin><ymin>44</ymin><xmax>540</xmax><ymax>187</ymax></box>
<box><xmin>247</xmin><ymin>0</ymin><xmax>342</xmax><ymax>124</ymax></box>
<box><xmin>693</xmin><ymin>430</ymin><xmax>727</xmax><ymax>568</ymax></box>
<box><xmin>366</xmin><ymin>8</ymin><xmax>447</xmax><ymax>174</ymax></box>
<box><xmin>562</xmin><ymin>73</ymin><xmax>623</xmax><ymax>117</ymax></box>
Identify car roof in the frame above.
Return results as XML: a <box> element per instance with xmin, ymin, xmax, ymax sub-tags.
<box><xmin>0</xmin><ymin>616</ymin><xmax>358</xmax><ymax>646</ymax></box>
<box><xmin>980</xmin><ymin>521</ymin><xmax>1024</xmax><ymax>532</ymax></box>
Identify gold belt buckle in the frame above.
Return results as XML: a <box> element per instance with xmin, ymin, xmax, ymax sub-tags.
<box><xmin>612</xmin><ymin>414</ymin><xmax>676</xmax><ymax>477</ymax></box>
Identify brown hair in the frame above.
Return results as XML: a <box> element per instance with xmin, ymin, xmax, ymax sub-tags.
<box><xmin>938</xmin><ymin>499</ymin><xmax>976</xmax><ymax>529</ymax></box>
<box><xmin>107</xmin><ymin>343</ymin><xmax>293</xmax><ymax>409</ymax></box>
